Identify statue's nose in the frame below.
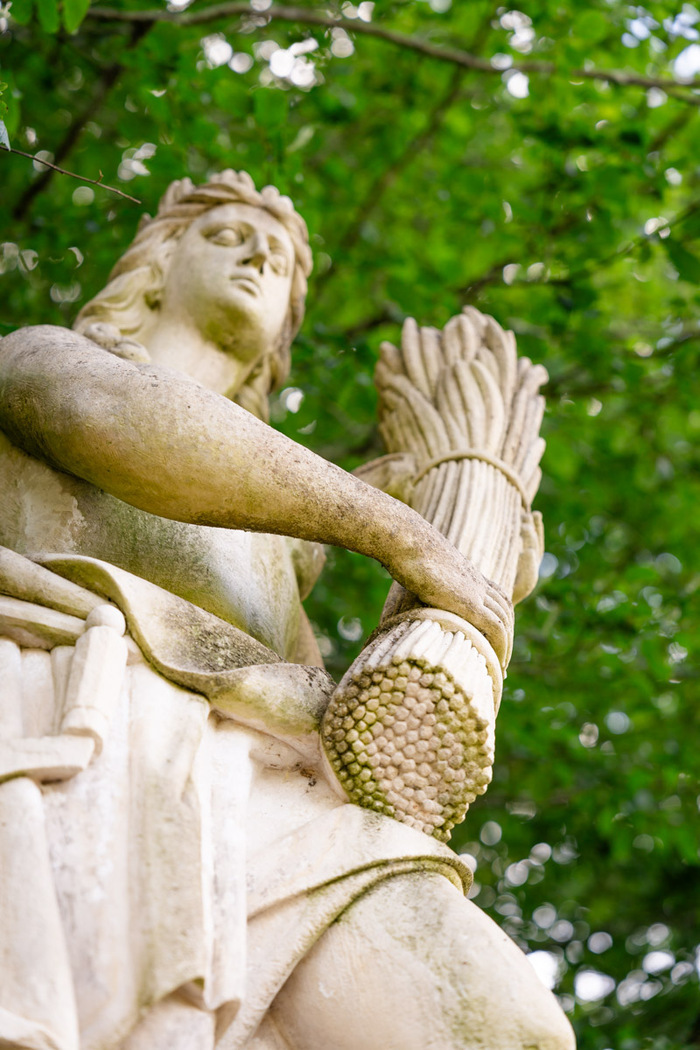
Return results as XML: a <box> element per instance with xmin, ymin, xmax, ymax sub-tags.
<box><xmin>242</xmin><ymin>232</ymin><xmax>270</xmax><ymax>271</ymax></box>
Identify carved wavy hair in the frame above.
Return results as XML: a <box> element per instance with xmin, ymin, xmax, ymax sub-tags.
<box><xmin>74</xmin><ymin>170</ymin><xmax>313</xmax><ymax>421</ymax></box>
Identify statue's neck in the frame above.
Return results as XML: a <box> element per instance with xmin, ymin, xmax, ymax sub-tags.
<box><xmin>142</xmin><ymin>315</ymin><xmax>250</xmax><ymax>397</ymax></box>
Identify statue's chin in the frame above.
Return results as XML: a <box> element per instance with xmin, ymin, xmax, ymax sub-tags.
<box><xmin>217</xmin><ymin>327</ymin><xmax>272</xmax><ymax>370</ymax></box>
<box><xmin>205</xmin><ymin>292</ymin><xmax>281</xmax><ymax>364</ymax></box>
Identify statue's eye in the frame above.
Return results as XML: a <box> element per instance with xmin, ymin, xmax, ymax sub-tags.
<box><xmin>206</xmin><ymin>227</ymin><xmax>244</xmax><ymax>247</ymax></box>
<box><xmin>270</xmin><ymin>251</ymin><xmax>290</xmax><ymax>276</ymax></box>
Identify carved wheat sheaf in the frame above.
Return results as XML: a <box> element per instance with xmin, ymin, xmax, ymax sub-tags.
<box><xmin>377</xmin><ymin>307</ymin><xmax>547</xmax><ymax>603</ymax></box>
<box><xmin>321</xmin><ymin>307</ymin><xmax>547</xmax><ymax>841</ymax></box>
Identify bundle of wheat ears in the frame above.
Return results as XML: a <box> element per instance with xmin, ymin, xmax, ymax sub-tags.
<box><xmin>321</xmin><ymin>308</ymin><xmax>547</xmax><ymax>841</ymax></box>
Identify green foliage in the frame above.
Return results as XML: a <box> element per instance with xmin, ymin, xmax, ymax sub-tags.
<box><xmin>666</xmin><ymin>237</ymin><xmax>700</xmax><ymax>283</ymax></box>
<box><xmin>1</xmin><ymin>2</ymin><xmax>699</xmax><ymax>1045</ymax></box>
<box><xmin>36</xmin><ymin>0</ymin><xmax>59</xmax><ymax>35</ymax></box>
<box><xmin>0</xmin><ymin>78</ymin><xmax>8</xmax><ymax>148</ymax></box>
<box><xmin>7</xmin><ymin>0</ymin><xmax>91</xmax><ymax>34</ymax></box>
<box><xmin>62</xmin><ymin>0</ymin><xmax>91</xmax><ymax>35</ymax></box>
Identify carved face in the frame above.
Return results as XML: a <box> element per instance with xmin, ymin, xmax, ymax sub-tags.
<box><xmin>159</xmin><ymin>202</ymin><xmax>295</xmax><ymax>364</ymax></box>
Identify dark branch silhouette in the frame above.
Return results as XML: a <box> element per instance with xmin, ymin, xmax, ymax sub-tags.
<box><xmin>2</xmin><ymin>145</ymin><xmax>141</xmax><ymax>205</ymax></box>
<box><xmin>12</xmin><ymin>23</ymin><xmax>150</xmax><ymax>220</ymax></box>
<box><xmin>87</xmin><ymin>4</ymin><xmax>700</xmax><ymax>99</ymax></box>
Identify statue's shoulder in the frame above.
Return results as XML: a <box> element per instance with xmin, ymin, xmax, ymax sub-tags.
<box><xmin>0</xmin><ymin>324</ymin><xmax>89</xmax><ymax>358</ymax></box>
<box><xmin>2</xmin><ymin>323</ymin><xmax>80</xmax><ymax>341</ymax></box>
<box><xmin>0</xmin><ymin>323</ymin><xmax>149</xmax><ymax>366</ymax></box>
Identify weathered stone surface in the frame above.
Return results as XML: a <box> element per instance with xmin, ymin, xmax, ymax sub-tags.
<box><xmin>0</xmin><ymin>171</ymin><xmax>573</xmax><ymax>1050</ymax></box>
<box><xmin>0</xmin><ymin>734</ymin><xmax>96</xmax><ymax>783</ymax></box>
<box><xmin>0</xmin><ymin>593</ymin><xmax>84</xmax><ymax>649</ymax></box>
<box><xmin>322</xmin><ymin>307</ymin><xmax>547</xmax><ymax>838</ymax></box>
<box><xmin>0</xmin><ymin>545</ymin><xmax>102</xmax><ymax>617</ymax></box>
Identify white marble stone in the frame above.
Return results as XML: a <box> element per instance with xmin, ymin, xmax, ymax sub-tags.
<box><xmin>0</xmin><ymin>171</ymin><xmax>574</xmax><ymax>1049</ymax></box>
<box><xmin>324</xmin><ymin>307</ymin><xmax>548</xmax><ymax>838</ymax></box>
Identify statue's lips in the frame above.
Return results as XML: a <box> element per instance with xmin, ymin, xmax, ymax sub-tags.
<box><xmin>230</xmin><ymin>274</ymin><xmax>261</xmax><ymax>296</ymax></box>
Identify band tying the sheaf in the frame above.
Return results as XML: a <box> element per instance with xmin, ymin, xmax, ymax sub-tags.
<box><xmin>413</xmin><ymin>449</ymin><xmax>530</xmax><ymax>510</ymax></box>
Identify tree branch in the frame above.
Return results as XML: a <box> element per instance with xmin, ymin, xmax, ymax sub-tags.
<box><xmin>456</xmin><ymin>189</ymin><xmax>700</xmax><ymax>303</ymax></box>
<box><xmin>457</xmin><ymin>195</ymin><xmax>579</xmax><ymax>301</ymax></box>
<box><xmin>544</xmin><ymin>195</ymin><xmax>700</xmax><ymax>288</ymax></box>
<box><xmin>12</xmin><ymin>22</ymin><xmax>150</xmax><ymax>220</ymax></box>
<box><xmin>2</xmin><ymin>145</ymin><xmax>141</xmax><ymax>204</ymax></box>
<box><xmin>312</xmin><ymin>2</ymin><xmax>499</xmax><ymax>304</ymax></box>
<box><xmin>547</xmin><ymin>329</ymin><xmax>700</xmax><ymax>398</ymax></box>
<box><xmin>650</xmin><ymin>106</ymin><xmax>697</xmax><ymax>152</ymax></box>
<box><xmin>87</xmin><ymin>3</ymin><xmax>700</xmax><ymax>98</ymax></box>
<box><xmin>313</xmin><ymin>65</ymin><xmax>468</xmax><ymax>301</ymax></box>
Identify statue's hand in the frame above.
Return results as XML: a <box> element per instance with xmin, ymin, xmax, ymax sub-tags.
<box><xmin>384</xmin><ymin>529</ymin><xmax>514</xmax><ymax>667</ymax></box>
<box><xmin>480</xmin><ymin>578</ymin><xmax>514</xmax><ymax>667</ymax></box>
<box><xmin>82</xmin><ymin>322</ymin><xmax>151</xmax><ymax>364</ymax></box>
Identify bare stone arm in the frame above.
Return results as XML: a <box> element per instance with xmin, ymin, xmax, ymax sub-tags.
<box><xmin>0</xmin><ymin>325</ymin><xmax>512</xmax><ymax>660</ymax></box>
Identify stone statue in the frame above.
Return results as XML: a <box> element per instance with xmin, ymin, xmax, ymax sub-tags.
<box><xmin>0</xmin><ymin>171</ymin><xmax>575</xmax><ymax>1050</ymax></box>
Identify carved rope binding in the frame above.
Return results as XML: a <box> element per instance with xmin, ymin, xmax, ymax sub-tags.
<box><xmin>412</xmin><ymin>448</ymin><xmax>531</xmax><ymax>509</ymax></box>
<box><xmin>321</xmin><ymin>307</ymin><xmax>547</xmax><ymax>841</ymax></box>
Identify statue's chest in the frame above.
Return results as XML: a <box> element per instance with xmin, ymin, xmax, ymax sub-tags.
<box><xmin>0</xmin><ymin>433</ymin><xmax>302</xmax><ymax>659</ymax></box>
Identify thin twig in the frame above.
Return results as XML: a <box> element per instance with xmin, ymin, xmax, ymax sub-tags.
<box><xmin>548</xmin><ymin>328</ymin><xmax>700</xmax><ymax>397</ymax></box>
<box><xmin>650</xmin><ymin>106</ymin><xmax>697</xmax><ymax>152</ymax></box>
<box><xmin>459</xmin><ymin>207</ymin><xmax>579</xmax><ymax>301</ymax></box>
<box><xmin>545</xmin><ymin>195</ymin><xmax>700</xmax><ymax>287</ymax></box>
<box><xmin>2</xmin><ymin>145</ymin><xmax>141</xmax><ymax>203</ymax></box>
<box><xmin>458</xmin><ymin>188</ymin><xmax>700</xmax><ymax>301</ymax></box>
<box><xmin>86</xmin><ymin>4</ymin><xmax>700</xmax><ymax>98</ymax></box>
<box><xmin>12</xmin><ymin>22</ymin><xmax>150</xmax><ymax>219</ymax></box>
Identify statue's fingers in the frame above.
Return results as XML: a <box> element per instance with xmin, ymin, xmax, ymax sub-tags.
<box><xmin>473</xmin><ymin>604</ymin><xmax>508</xmax><ymax>666</ymax></box>
<box><xmin>483</xmin><ymin>596</ymin><xmax>513</xmax><ymax>665</ymax></box>
<box><xmin>485</xmin><ymin>589</ymin><xmax>514</xmax><ymax>631</ymax></box>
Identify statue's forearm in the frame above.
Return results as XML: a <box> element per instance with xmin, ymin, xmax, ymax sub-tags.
<box><xmin>0</xmin><ymin>326</ymin><xmax>512</xmax><ymax>657</ymax></box>
<box><xmin>0</xmin><ymin>327</ymin><xmax>418</xmax><ymax>562</ymax></box>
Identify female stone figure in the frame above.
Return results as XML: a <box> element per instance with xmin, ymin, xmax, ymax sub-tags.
<box><xmin>0</xmin><ymin>171</ymin><xmax>574</xmax><ymax>1050</ymax></box>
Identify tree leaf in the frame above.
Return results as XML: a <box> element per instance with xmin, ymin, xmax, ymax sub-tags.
<box><xmin>665</xmin><ymin>238</ymin><xmax>700</xmax><ymax>283</ymax></box>
<box><xmin>8</xmin><ymin>0</ymin><xmax>34</xmax><ymax>25</ymax></box>
<box><xmin>0</xmin><ymin>73</ymin><xmax>20</xmax><ymax>136</ymax></box>
<box><xmin>37</xmin><ymin>0</ymin><xmax>59</xmax><ymax>33</ymax></box>
<box><xmin>676</xmin><ymin>207</ymin><xmax>700</xmax><ymax>241</ymax></box>
<box><xmin>62</xmin><ymin>0</ymin><xmax>91</xmax><ymax>33</ymax></box>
